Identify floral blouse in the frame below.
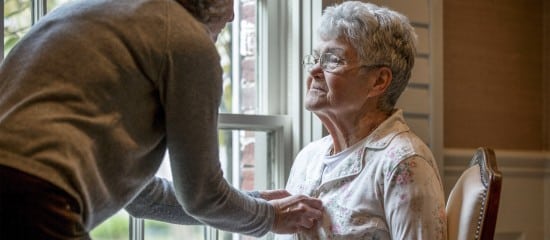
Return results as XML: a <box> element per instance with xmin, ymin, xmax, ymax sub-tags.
<box><xmin>275</xmin><ymin>110</ymin><xmax>447</xmax><ymax>240</ymax></box>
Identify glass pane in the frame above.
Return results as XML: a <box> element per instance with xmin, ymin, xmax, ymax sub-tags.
<box><xmin>90</xmin><ymin>210</ymin><xmax>130</xmax><ymax>240</ymax></box>
<box><xmin>3</xmin><ymin>0</ymin><xmax>73</xmax><ymax>57</ymax></box>
<box><xmin>4</xmin><ymin>0</ymin><xmax>31</xmax><ymax>56</ymax></box>
<box><xmin>217</xmin><ymin>0</ymin><xmax>258</xmax><ymax>114</ymax></box>
<box><xmin>47</xmin><ymin>0</ymin><xmax>72</xmax><ymax>12</ymax></box>
<box><xmin>144</xmin><ymin>219</ymin><xmax>204</xmax><ymax>240</ymax></box>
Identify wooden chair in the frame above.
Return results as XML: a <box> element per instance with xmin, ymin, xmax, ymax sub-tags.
<box><xmin>446</xmin><ymin>147</ymin><xmax>503</xmax><ymax>240</ymax></box>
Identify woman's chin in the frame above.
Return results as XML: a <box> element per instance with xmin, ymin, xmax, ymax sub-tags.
<box><xmin>304</xmin><ymin>98</ymin><xmax>325</xmax><ymax>111</ymax></box>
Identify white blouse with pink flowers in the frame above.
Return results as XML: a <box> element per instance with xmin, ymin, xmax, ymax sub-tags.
<box><xmin>275</xmin><ymin>110</ymin><xmax>447</xmax><ymax>240</ymax></box>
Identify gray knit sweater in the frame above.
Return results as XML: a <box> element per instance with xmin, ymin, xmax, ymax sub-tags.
<box><xmin>0</xmin><ymin>0</ymin><xmax>273</xmax><ymax>236</ymax></box>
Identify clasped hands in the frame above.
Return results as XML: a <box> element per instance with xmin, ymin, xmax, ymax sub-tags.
<box><xmin>259</xmin><ymin>190</ymin><xmax>323</xmax><ymax>234</ymax></box>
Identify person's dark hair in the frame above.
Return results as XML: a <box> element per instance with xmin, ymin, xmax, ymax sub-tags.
<box><xmin>319</xmin><ymin>1</ymin><xmax>417</xmax><ymax>112</ymax></box>
<box><xmin>176</xmin><ymin>0</ymin><xmax>232</xmax><ymax>25</ymax></box>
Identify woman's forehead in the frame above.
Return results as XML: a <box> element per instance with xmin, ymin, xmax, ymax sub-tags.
<box><xmin>314</xmin><ymin>38</ymin><xmax>357</xmax><ymax>57</ymax></box>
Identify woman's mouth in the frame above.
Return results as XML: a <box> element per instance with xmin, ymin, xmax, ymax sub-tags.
<box><xmin>309</xmin><ymin>85</ymin><xmax>326</xmax><ymax>92</ymax></box>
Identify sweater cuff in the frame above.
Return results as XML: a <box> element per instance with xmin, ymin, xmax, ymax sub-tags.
<box><xmin>246</xmin><ymin>190</ymin><xmax>261</xmax><ymax>198</ymax></box>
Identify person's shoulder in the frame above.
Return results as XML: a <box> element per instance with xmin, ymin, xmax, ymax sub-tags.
<box><xmin>371</xmin><ymin>131</ymin><xmax>438</xmax><ymax>179</ymax></box>
<box><xmin>382</xmin><ymin>131</ymin><xmax>432</xmax><ymax>160</ymax></box>
<box><xmin>392</xmin><ymin>130</ymin><xmax>432</xmax><ymax>155</ymax></box>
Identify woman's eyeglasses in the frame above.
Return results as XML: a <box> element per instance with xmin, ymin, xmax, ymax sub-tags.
<box><xmin>302</xmin><ymin>53</ymin><xmax>387</xmax><ymax>73</ymax></box>
<box><xmin>302</xmin><ymin>53</ymin><xmax>347</xmax><ymax>73</ymax></box>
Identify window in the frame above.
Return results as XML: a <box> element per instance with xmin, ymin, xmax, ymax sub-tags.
<box><xmin>2</xmin><ymin>0</ymin><xmax>308</xmax><ymax>239</ymax></box>
<box><xmin>134</xmin><ymin>0</ymin><xmax>294</xmax><ymax>238</ymax></box>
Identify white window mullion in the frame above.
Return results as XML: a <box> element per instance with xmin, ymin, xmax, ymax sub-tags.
<box><xmin>228</xmin><ymin>3</ymin><xmax>242</xmax><ymax>239</ymax></box>
<box><xmin>257</xmin><ymin>0</ymin><xmax>286</xmax><ymax>115</ymax></box>
<box><xmin>31</xmin><ymin>0</ymin><xmax>47</xmax><ymax>25</ymax></box>
<box><xmin>232</xmin><ymin>0</ymin><xmax>242</xmax><ymax>114</ymax></box>
<box><xmin>130</xmin><ymin>218</ymin><xmax>144</xmax><ymax>240</ymax></box>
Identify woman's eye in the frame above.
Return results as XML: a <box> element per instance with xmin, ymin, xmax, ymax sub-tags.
<box><xmin>327</xmin><ymin>55</ymin><xmax>342</xmax><ymax>64</ymax></box>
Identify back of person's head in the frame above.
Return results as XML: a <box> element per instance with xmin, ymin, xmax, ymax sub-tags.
<box><xmin>176</xmin><ymin>0</ymin><xmax>232</xmax><ymax>24</ymax></box>
<box><xmin>319</xmin><ymin>1</ymin><xmax>417</xmax><ymax>112</ymax></box>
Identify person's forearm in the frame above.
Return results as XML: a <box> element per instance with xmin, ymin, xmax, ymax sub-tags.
<box><xmin>125</xmin><ymin>177</ymin><xmax>202</xmax><ymax>224</ymax></box>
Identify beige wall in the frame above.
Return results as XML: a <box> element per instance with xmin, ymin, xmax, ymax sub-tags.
<box><xmin>444</xmin><ymin>0</ymin><xmax>549</xmax><ymax>238</ymax></box>
<box><xmin>444</xmin><ymin>0</ymin><xmax>546</xmax><ymax>151</ymax></box>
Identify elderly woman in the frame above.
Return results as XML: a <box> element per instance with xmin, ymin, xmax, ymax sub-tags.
<box><xmin>277</xmin><ymin>1</ymin><xmax>446</xmax><ymax>239</ymax></box>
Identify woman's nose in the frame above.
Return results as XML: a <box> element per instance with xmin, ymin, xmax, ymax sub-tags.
<box><xmin>308</xmin><ymin>62</ymin><xmax>323</xmax><ymax>76</ymax></box>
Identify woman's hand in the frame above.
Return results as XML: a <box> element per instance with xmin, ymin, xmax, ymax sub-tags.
<box><xmin>268</xmin><ymin>194</ymin><xmax>324</xmax><ymax>234</ymax></box>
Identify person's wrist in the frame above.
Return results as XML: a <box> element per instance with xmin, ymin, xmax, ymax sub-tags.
<box><xmin>269</xmin><ymin>201</ymin><xmax>281</xmax><ymax>233</ymax></box>
<box><xmin>247</xmin><ymin>190</ymin><xmax>261</xmax><ymax>198</ymax></box>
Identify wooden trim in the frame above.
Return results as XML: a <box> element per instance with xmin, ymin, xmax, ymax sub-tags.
<box><xmin>429</xmin><ymin>0</ymin><xmax>445</xmax><ymax>179</ymax></box>
<box><xmin>445</xmin><ymin>148</ymin><xmax>550</xmax><ymax>177</ymax></box>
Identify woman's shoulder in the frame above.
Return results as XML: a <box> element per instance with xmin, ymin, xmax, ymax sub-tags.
<box><xmin>299</xmin><ymin>136</ymin><xmax>332</xmax><ymax>154</ymax></box>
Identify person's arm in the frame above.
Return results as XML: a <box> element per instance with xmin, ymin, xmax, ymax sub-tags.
<box><xmin>124</xmin><ymin>177</ymin><xmax>201</xmax><ymax>224</ymax></box>
<box><xmin>124</xmin><ymin>178</ymin><xmax>292</xmax><ymax>225</ymax></box>
<box><xmin>159</xmin><ymin>7</ymin><xmax>322</xmax><ymax>237</ymax></box>
<box><xmin>384</xmin><ymin>156</ymin><xmax>447</xmax><ymax>240</ymax></box>
<box><xmin>163</xmin><ymin>34</ymin><xmax>271</xmax><ymax>237</ymax></box>
<box><xmin>250</xmin><ymin>189</ymin><xmax>292</xmax><ymax>200</ymax></box>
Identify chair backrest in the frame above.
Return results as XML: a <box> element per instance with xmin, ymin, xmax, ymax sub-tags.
<box><xmin>446</xmin><ymin>147</ymin><xmax>503</xmax><ymax>240</ymax></box>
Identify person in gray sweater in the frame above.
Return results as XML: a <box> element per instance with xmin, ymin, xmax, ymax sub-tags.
<box><xmin>0</xmin><ymin>0</ymin><xmax>323</xmax><ymax>238</ymax></box>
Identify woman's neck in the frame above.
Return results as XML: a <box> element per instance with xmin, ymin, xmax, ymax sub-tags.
<box><xmin>322</xmin><ymin>110</ymin><xmax>390</xmax><ymax>154</ymax></box>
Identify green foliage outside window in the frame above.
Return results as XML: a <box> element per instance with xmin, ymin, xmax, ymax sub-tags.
<box><xmin>90</xmin><ymin>211</ymin><xmax>130</xmax><ymax>240</ymax></box>
<box><xmin>3</xmin><ymin>0</ymin><xmax>31</xmax><ymax>56</ymax></box>
<box><xmin>3</xmin><ymin>0</ymin><xmax>72</xmax><ymax>56</ymax></box>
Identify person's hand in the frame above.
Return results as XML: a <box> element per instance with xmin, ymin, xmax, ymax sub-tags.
<box><xmin>258</xmin><ymin>189</ymin><xmax>291</xmax><ymax>201</ymax></box>
<box><xmin>269</xmin><ymin>194</ymin><xmax>323</xmax><ymax>234</ymax></box>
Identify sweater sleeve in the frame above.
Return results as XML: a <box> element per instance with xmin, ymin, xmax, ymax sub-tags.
<box><xmin>124</xmin><ymin>177</ymin><xmax>267</xmax><ymax>225</ymax></box>
<box><xmin>155</xmin><ymin>6</ymin><xmax>274</xmax><ymax>237</ymax></box>
<box><xmin>124</xmin><ymin>177</ymin><xmax>201</xmax><ymax>224</ymax></box>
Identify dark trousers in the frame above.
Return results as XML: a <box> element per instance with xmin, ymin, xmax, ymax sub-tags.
<box><xmin>0</xmin><ymin>165</ymin><xmax>90</xmax><ymax>239</ymax></box>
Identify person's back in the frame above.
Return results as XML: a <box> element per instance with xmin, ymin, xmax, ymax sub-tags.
<box><xmin>0</xmin><ymin>0</ymin><xmax>220</xmax><ymax>230</ymax></box>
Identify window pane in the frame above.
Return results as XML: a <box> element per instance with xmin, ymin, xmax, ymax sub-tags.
<box><xmin>47</xmin><ymin>0</ymin><xmax>72</xmax><ymax>12</ymax></box>
<box><xmin>217</xmin><ymin>0</ymin><xmax>258</xmax><ymax>115</ymax></box>
<box><xmin>144</xmin><ymin>220</ymin><xmax>204</xmax><ymax>240</ymax></box>
<box><xmin>90</xmin><ymin>210</ymin><xmax>130</xmax><ymax>240</ymax></box>
<box><xmin>3</xmin><ymin>0</ymin><xmax>31</xmax><ymax>56</ymax></box>
<box><xmin>3</xmin><ymin>0</ymin><xmax>72</xmax><ymax>56</ymax></box>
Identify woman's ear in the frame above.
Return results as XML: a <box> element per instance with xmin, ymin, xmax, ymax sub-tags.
<box><xmin>367</xmin><ymin>66</ymin><xmax>392</xmax><ymax>98</ymax></box>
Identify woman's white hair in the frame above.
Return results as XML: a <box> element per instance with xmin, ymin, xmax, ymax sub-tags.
<box><xmin>319</xmin><ymin>1</ymin><xmax>417</xmax><ymax>112</ymax></box>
